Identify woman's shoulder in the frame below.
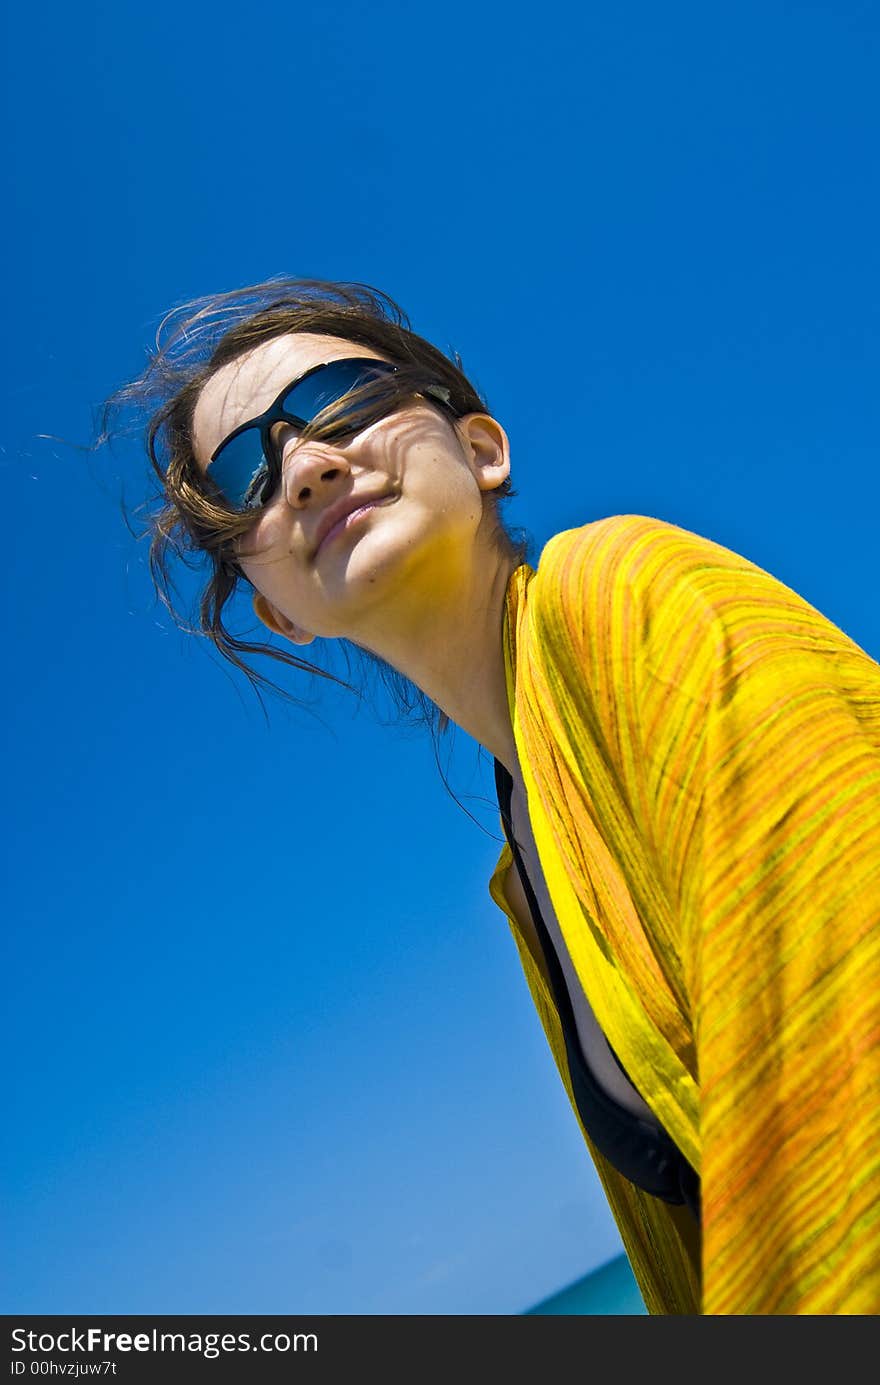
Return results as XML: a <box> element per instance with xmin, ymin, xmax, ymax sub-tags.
<box><xmin>529</xmin><ymin>513</ymin><xmax>739</xmax><ymax>620</ymax></box>
<box><xmin>528</xmin><ymin>514</ymin><xmax>878</xmax><ymax>674</ymax></box>
<box><xmin>535</xmin><ymin>513</ymin><xmax>745</xmax><ymax>577</ymax></box>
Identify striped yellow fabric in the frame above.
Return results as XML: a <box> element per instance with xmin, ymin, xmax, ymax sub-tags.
<box><xmin>488</xmin><ymin>514</ymin><xmax>880</xmax><ymax>1314</ymax></box>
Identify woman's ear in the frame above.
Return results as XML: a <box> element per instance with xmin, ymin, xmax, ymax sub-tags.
<box><xmin>252</xmin><ymin>592</ymin><xmax>315</xmax><ymax>646</ymax></box>
<box><xmin>455</xmin><ymin>413</ymin><xmax>511</xmax><ymax>493</ymax></box>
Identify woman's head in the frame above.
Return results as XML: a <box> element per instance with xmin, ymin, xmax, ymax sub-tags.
<box><xmin>192</xmin><ymin>328</ymin><xmax>516</xmax><ymax>653</ymax></box>
<box><xmin>103</xmin><ymin>276</ymin><xmax>533</xmax><ymax>730</ymax></box>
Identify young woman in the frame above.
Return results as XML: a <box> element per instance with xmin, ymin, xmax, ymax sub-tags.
<box><xmin>107</xmin><ymin>276</ymin><xmax>880</xmax><ymax>1315</ymax></box>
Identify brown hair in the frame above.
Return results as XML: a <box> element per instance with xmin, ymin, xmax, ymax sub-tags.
<box><xmin>98</xmin><ymin>275</ymin><xmax>534</xmax><ymax>743</ymax></box>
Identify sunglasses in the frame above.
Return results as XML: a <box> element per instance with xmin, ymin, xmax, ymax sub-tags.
<box><xmin>206</xmin><ymin>357</ymin><xmax>455</xmax><ymax>513</ymax></box>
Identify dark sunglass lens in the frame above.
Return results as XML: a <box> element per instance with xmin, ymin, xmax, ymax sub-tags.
<box><xmin>209</xmin><ymin>430</ymin><xmax>273</xmax><ymax>511</ymax></box>
<box><xmin>282</xmin><ymin>359</ymin><xmax>397</xmax><ymax>429</ymax></box>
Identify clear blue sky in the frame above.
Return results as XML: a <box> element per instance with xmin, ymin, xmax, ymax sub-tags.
<box><xmin>3</xmin><ymin>1</ymin><xmax>878</xmax><ymax>1314</ymax></box>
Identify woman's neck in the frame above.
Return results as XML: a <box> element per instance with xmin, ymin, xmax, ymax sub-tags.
<box><xmin>353</xmin><ymin>542</ymin><xmax>522</xmax><ymax>774</ymax></box>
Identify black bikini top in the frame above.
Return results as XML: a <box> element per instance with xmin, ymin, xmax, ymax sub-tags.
<box><xmin>494</xmin><ymin>759</ymin><xmax>700</xmax><ymax>1222</ymax></box>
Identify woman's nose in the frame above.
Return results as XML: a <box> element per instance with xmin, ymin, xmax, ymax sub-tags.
<box><xmin>280</xmin><ymin>436</ymin><xmax>353</xmax><ymax>507</ymax></box>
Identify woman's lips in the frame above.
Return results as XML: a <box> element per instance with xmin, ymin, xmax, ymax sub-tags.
<box><xmin>316</xmin><ymin>495</ymin><xmax>395</xmax><ymax>555</ymax></box>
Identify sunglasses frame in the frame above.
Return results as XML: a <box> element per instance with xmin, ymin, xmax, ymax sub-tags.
<box><xmin>206</xmin><ymin>357</ymin><xmax>455</xmax><ymax>512</ymax></box>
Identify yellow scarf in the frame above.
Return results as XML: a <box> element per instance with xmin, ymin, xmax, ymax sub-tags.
<box><xmin>489</xmin><ymin>515</ymin><xmax>880</xmax><ymax>1314</ymax></box>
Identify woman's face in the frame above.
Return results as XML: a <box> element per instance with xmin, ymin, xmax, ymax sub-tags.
<box><xmin>191</xmin><ymin>332</ymin><xmax>510</xmax><ymax>647</ymax></box>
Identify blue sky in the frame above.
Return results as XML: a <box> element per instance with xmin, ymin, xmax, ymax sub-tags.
<box><xmin>3</xmin><ymin>1</ymin><xmax>878</xmax><ymax>1314</ymax></box>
